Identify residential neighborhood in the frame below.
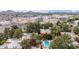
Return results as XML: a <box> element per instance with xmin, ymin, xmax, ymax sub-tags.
<box><xmin>0</xmin><ymin>10</ymin><xmax>79</xmax><ymax>49</ymax></box>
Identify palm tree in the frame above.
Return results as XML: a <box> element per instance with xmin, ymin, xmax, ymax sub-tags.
<box><xmin>57</xmin><ymin>22</ymin><xmax>70</xmax><ymax>32</ymax></box>
<box><xmin>49</xmin><ymin>34</ymin><xmax>75</xmax><ymax>49</ymax></box>
<box><xmin>26</xmin><ymin>22</ymin><xmax>40</xmax><ymax>34</ymax></box>
<box><xmin>51</xmin><ymin>26</ymin><xmax>61</xmax><ymax>38</ymax></box>
<box><xmin>74</xmin><ymin>25</ymin><xmax>79</xmax><ymax>35</ymax></box>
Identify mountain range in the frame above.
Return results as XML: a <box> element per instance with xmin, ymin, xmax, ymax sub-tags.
<box><xmin>0</xmin><ymin>10</ymin><xmax>79</xmax><ymax>15</ymax></box>
<box><xmin>48</xmin><ymin>10</ymin><xmax>79</xmax><ymax>14</ymax></box>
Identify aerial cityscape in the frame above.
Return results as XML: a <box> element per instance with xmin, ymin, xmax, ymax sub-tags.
<box><xmin>0</xmin><ymin>10</ymin><xmax>79</xmax><ymax>49</ymax></box>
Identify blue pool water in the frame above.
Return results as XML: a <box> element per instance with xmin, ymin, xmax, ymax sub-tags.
<box><xmin>42</xmin><ymin>40</ymin><xmax>49</xmax><ymax>48</ymax></box>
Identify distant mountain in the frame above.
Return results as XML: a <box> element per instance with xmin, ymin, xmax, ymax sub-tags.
<box><xmin>0</xmin><ymin>10</ymin><xmax>52</xmax><ymax>17</ymax></box>
<box><xmin>0</xmin><ymin>10</ymin><xmax>79</xmax><ymax>16</ymax></box>
<box><xmin>25</xmin><ymin>11</ymin><xmax>51</xmax><ymax>15</ymax></box>
<box><xmin>48</xmin><ymin>10</ymin><xmax>79</xmax><ymax>14</ymax></box>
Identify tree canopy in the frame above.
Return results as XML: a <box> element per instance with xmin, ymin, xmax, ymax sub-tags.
<box><xmin>49</xmin><ymin>34</ymin><xmax>75</xmax><ymax>49</ymax></box>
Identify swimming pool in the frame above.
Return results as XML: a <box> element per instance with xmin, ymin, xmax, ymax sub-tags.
<box><xmin>42</xmin><ymin>40</ymin><xmax>50</xmax><ymax>48</ymax></box>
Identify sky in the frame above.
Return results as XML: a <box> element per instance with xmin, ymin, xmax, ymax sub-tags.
<box><xmin>0</xmin><ymin>0</ymin><xmax>79</xmax><ymax>11</ymax></box>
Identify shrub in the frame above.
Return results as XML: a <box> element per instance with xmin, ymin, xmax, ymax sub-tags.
<box><xmin>30</xmin><ymin>39</ymin><xmax>37</xmax><ymax>46</ymax></box>
<box><xmin>20</xmin><ymin>39</ymin><xmax>31</xmax><ymax>49</ymax></box>
<box><xmin>0</xmin><ymin>39</ymin><xmax>7</xmax><ymax>45</ymax></box>
<box><xmin>20</xmin><ymin>39</ymin><xmax>37</xmax><ymax>49</ymax></box>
